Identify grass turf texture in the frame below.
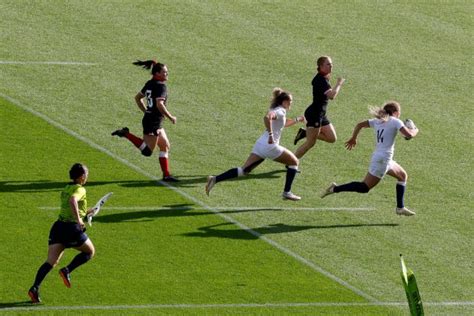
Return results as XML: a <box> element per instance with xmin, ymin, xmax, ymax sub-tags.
<box><xmin>1</xmin><ymin>0</ymin><xmax>473</xmax><ymax>315</ymax></box>
<box><xmin>1</xmin><ymin>97</ymin><xmax>379</xmax><ymax>315</ymax></box>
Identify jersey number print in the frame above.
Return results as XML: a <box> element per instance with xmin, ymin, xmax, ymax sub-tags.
<box><xmin>377</xmin><ymin>129</ymin><xmax>384</xmax><ymax>143</ymax></box>
<box><xmin>145</xmin><ymin>90</ymin><xmax>154</xmax><ymax>110</ymax></box>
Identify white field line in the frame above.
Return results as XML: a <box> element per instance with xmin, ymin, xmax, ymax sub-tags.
<box><xmin>38</xmin><ymin>206</ymin><xmax>376</xmax><ymax>211</ymax></box>
<box><xmin>0</xmin><ymin>61</ymin><xmax>97</xmax><ymax>65</ymax></box>
<box><xmin>1</xmin><ymin>301</ymin><xmax>473</xmax><ymax>312</ymax></box>
<box><xmin>1</xmin><ymin>93</ymin><xmax>377</xmax><ymax>303</ymax></box>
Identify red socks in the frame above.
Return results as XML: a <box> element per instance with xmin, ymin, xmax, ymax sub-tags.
<box><xmin>159</xmin><ymin>152</ymin><xmax>170</xmax><ymax>177</ymax></box>
<box><xmin>125</xmin><ymin>132</ymin><xmax>144</xmax><ymax>148</ymax></box>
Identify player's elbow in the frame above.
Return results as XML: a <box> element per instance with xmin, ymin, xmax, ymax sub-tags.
<box><xmin>327</xmin><ymin>92</ymin><xmax>337</xmax><ymax>100</ymax></box>
<box><xmin>134</xmin><ymin>93</ymin><xmax>143</xmax><ymax>102</ymax></box>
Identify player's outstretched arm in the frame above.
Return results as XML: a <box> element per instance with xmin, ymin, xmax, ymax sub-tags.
<box><xmin>345</xmin><ymin>120</ymin><xmax>369</xmax><ymax>150</ymax></box>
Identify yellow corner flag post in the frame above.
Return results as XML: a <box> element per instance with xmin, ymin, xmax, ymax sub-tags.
<box><xmin>400</xmin><ymin>254</ymin><xmax>424</xmax><ymax>316</ymax></box>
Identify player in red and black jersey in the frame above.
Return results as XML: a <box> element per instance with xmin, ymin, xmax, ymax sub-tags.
<box><xmin>112</xmin><ymin>60</ymin><xmax>178</xmax><ymax>182</ymax></box>
<box><xmin>293</xmin><ymin>56</ymin><xmax>345</xmax><ymax>159</ymax></box>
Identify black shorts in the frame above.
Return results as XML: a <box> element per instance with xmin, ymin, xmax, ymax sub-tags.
<box><xmin>48</xmin><ymin>220</ymin><xmax>88</xmax><ymax>248</ymax></box>
<box><xmin>142</xmin><ymin>113</ymin><xmax>163</xmax><ymax>136</ymax></box>
<box><xmin>304</xmin><ymin>107</ymin><xmax>331</xmax><ymax>128</ymax></box>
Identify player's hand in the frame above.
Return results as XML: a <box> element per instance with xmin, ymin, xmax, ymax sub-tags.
<box><xmin>337</xmin><ymin>77</ymin><xmax>345</xmax><ymax>85</ymax></box>
<box><xmin>296</xmin><ymin>116</ymin><xmax>305</xmax><ymax>124</ymax></box>
<box><xmin>268</xmin><ymin>135</ymin><xmax>274</xmax><ymax>144</ymax></box>
<box><xmin>78</xmin><ymin>218</ymin><xmax>85</xmax><ymax>230</ymax></box>
<box><xmin>169</xmin><ymin>116</ymin><xmax>177</xmax><ymax>124</ymax></box>
<box><xmin>344</xmin><ymin>137</ymin><xmax>357</xmax><ymax>150</ymax></box>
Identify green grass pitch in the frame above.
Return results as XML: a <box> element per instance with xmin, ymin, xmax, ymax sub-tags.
<box><xmin>0</xmin><ymin>1</ymin><xmax>472</xmax><ymax>315</ymax></box>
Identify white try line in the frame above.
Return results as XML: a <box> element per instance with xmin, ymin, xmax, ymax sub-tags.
<box><xmin>0</xmin><ymin>61</ymin><xmax>97</xmax><ymax>65</ymax></box>
<box><xmin>38</xmin><ymin>206</ymin><xmax>376</xmax><ymax>212</ymax></box>
<box><xmin>1</xmin><ymin>301</ymin><xmax>473</xmax><ymax>312</ymax></box>
<box><xmin>1</xmin><ymin>92</ymin><xmax>378</xmax><ymax>303</ymax></box>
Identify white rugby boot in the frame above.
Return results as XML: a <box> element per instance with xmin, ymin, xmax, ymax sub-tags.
<box><xmin>395</xmin><ymin>207</ymin><xmax>416</xmax><ymax>216</ymax></box>
<box><xmin>282</xmin><ymin>191</ymin><xmax>301</xmax><ymax>201</ymax></box>
<box><xmin>205</xmin><ymin>176</ymin><xmax>216</xmax><ymax>196</ymax></box>
<box><xmin>321</xmin><ymin>182</ymin><xmax>336</xmax><ymax>198</ymax></box>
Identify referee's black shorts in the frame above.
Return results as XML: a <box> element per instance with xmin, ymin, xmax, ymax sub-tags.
<box><xmin>48</xmin><ymin>220</ymin><xmax>88</xmax><ymax>248</ymax></box>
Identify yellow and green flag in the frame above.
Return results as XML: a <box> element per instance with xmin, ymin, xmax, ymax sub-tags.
<box><xmin>400</xmin><ymin>254</ymin><xmax>424</xmax><ymax>316</ymax></box>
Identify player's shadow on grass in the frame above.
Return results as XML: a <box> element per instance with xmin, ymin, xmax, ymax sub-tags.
<box><xmin>167</xmin><ymin>170</ymin><xmax>286</xmax><ymax>188</ymax></box>
<box><xmin>183</xmin><ymin>222</ymin><xmax>315</xmax><ymax>239</ymax></box>
<box><xmin>0</xmin><ymin>170</ymin><xmax>285</xmax><ymax>191</ymax></box>
<box><xmin>94</xmin><ymin>204</ymin><xmax>198</xmax><ymax>223</ymax></box>
<box><xmin>0</xmin><ymin>180</ymin><xmax>159</xmax><ymax>192</ymax></box>
<box><xmin>94</xmin><ymin>202</ymin><xmax>329</xmax><ymax>223</ymax></box>
<box><xmin>182</xmin><ymin>222</ymin><xmax>398</xmax><ymax>240</ymax></box>
<box><xmin>0</xmin><ymin>301</ymin><xmax>34</xmax><ymax>309</ymax></box>
<box><xmin>93</xmin><ymin>206</ymin><xmax>399</xmax><ymax>224</ymax></box>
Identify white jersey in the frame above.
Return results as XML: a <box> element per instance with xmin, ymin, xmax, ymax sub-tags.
<box><xmin>368</xmin><ymin>116</ymin><xmax>404</xmax><ymax>160</ymax></box>
<box><xmin>256</xmin><ymin>106</ymin><xmax>286</xmax><ymax>145</ymax></box>
<box><xmin>251</xmin><ymin>106</ymin><xmax>287</xmax><ymax>160</ymax></box>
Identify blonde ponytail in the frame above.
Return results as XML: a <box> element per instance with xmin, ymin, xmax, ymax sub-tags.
<box><xmin>369</xmin><ymin>106</ymin><xmax>389</xmax><ymax>121</ymax></box>
<box><xmin>369</xmin><ymin>101</ymin><xmax>401</xmax><ymax>121</ymax></box>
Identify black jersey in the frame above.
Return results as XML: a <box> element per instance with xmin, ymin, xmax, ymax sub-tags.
<box><xmin>141</xmin><ymin>79</ymin><xmax>168</xmax><ymax>118</ymax></box>
<box><xmin>310</xmin><ymin>73</ymin><xmax>331</xmax><ymax>113</ymax></box>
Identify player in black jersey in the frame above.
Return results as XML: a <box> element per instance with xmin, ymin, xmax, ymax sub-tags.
<box><xmin>293</xmin><ymin>56</ymin><xmax>345</xmax><ymax>159</ymax></box>
<box><xmin>112</xmin><ymin>60</ymin><xmax>178</xmax><ymax>182</ymax></box>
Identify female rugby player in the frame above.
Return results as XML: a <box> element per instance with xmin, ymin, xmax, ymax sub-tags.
<box><xmin>206</xmin><ymin>88</ymin><xmax>304</xmax><ymax>201</ymax></box>
<box><xmin>320</xmin><ymin>101</ymin><xmax>419</xmax><ymax>216</ymax></box>
<box><xmin>112</xmin><ymin>59</ymin><xmax>178</xmax><ymax>182</ymax></box>
<box><xmin>293</xmin><ymin>56</ymin><xmax>345</xmax><ymax>159</ymax></box>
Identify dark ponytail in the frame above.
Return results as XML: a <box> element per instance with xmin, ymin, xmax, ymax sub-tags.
<box><xmin>133</xmin><ymin>59</ymin><xmax>156</xmax><ymax>70</ymax></box>
<box><xmin>133</xmin><ymin>59</ymin><xmax>165</xmax><ymax>75</ymax></box>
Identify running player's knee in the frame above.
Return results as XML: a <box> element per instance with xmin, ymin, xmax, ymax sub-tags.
<box><xmin>159</xmin><ymin>141</ymin><xmax>170</xmax><ymax>152</ymax></box>
<box><xmin>141</xmin><ymin>146</ymin><xmax>152</xmax><ymax>157</ymax></box>
<box><xmin>87</xmin><ymin>250</ymin><xmax>95</xmax><ymax>259</ymax></box>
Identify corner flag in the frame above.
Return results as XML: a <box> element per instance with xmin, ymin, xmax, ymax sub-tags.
<box><xmin>400</xmin><ymin>254</ymin><xmax>424</xmax><ymax>316</ymax></box>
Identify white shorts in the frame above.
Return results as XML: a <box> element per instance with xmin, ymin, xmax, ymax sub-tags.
<box><xmin>252</xmin><ymin>141</ymin><xmax>285</xmax><ymax>160</ymax></box>
<box><xmin>368</xmin><ymin>155</ymin><xmax>395</xmax><ymax>179</ymax></box>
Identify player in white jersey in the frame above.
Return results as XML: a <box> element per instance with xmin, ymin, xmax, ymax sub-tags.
<box><xmin>320</xmin><ymin>101</ymin><xmax>419</xmax><ymax>216</ymax></box>
<box><xmin>206</xmin><ymin>88</ymin><xmax>305</xmax><ymax>201</ymax></box>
